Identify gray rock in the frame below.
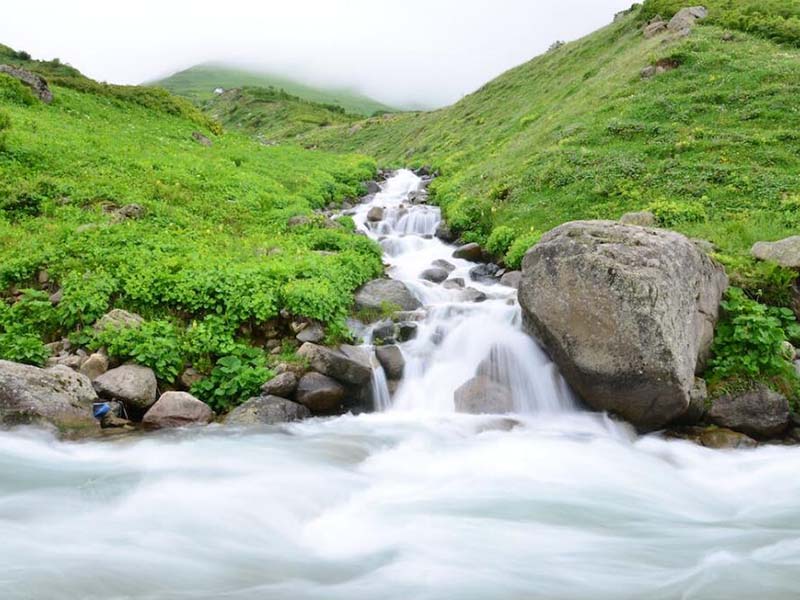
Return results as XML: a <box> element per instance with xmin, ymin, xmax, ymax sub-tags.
<box><xmin>180</xmin><ymin>368</ymin><xmax>204</xmax><ymax>390</ymax></box>
<box><xmin>709</xmin><ymin>385</ymin><xmax>790</xmax><ymax>439</ymax></box>
<box><xmin>93</xmin><ymin>309</ymin><xmax>144</xmax><ymax>333</ymax></box>
<box><xmin>420</xmin><ymin>267</ymin><xmax>449</xmax><ymax>283</ymax></box>
<box><xmin>469</xmin><ymin>263</ymin><xmax>501</xmax><ymax>283</ymax></box>
<box><xmin>435</xmin><ymin>222</ymin><xmax>457</xmax><ymax>243</ymax></box>
<box><xmin>751</xmin><ymin>236</ymin><xmax>800</xmax><ymax>269</ymax></box>
<box><xmin>0</xmin><ymin>65</ymin><xmax>53</xmax><ymax>103</ymax></box>
<box><xmin>499</xmin><ymin>271</ymin><xmax>522</xmax><ymax>289</ymax></box>
<box><xmin>0</xmin><ymin>361</ymin><xmax>96</xmax><ymax>431</ymax></box>
<box><xmin>396</xmin><ymin>322</ymin><xmax>418</xmax><ymax>342</ymax></box>
<box><xmin>367</xmin><ymin>206</ymin><xmax>384</xmax><ymax>222</ymax></box>
<box><xmin>365</xmin><ymin>181</ymin><xmax>381</xmax><ymax>195</ymax></box>
<box><xmin>620</xmin><ymin>210</ymin><xmax>656</xmax><ymax>227</ymax></box>
<box><xmin>79</xmin><ymin>353</ymin><xmax>108</xmax><ymax>381</ymax></box>
<box><xmin>519</xmin><ymin>220</ymin><xmax>728</xmax><ymax>431</ymax></box>
<box><xmin>93</xmin><ymin>364</ymin><xmax>158</xmax><ymax>419</ymax></box>
<box><xmin>355</xmin><ymin>279</ymin><xmax>421</xmax><ymax>312</ymax></box>
<box><xmin>113</xmin><ymin>204</ymin><xmax>145</xmax><ymax>222</ymax></box>
<box><xmin>297</xmin><ymin>343</ymin><xmax>372</xmax><ymax>385</ymax></box>
<box><xmin>141</xmin><ymin>392</ymin><xmax>213</xmax><ymax>429</ymax></box>
<box><xmin>641</xmin><ymin>65</ymin><xmax>658</xmax><ymax>79</ymax></box>
<box><xmin>454</xmin><ymin>376</ymin><xmax>514</xmax><ymax>414</ymax></box>
<box><xmin>296</xmin><ymin>322</ymin><xmax>325</xmax><ymax>344</ymax></box>
<box><xmin>698</xmin><ymin>427</ymin><xmax>757</xmax><ymax>449</ymax></box>
<box><xmin>453</xmin><ymin>243</ymin><xmax>484</xmax><ymax>262</ymax></box>
<box><xmin>371</xmin><ymin>320</ymin><xmax>397</xmax><ymax>344</ymax></box>
<box><xmin>261</xmin><ymin>372</ymin><xmax>298</xmax><ymax>399</ymax></box>
<box><xmin>226</xmin><ymin>395</ymin><xmax>311</xmax><ymax>426</ymax></box>
<box><xmin>47</xmin><ymin>354</ymin><xmax>85</xmax><ymax>371</ymax></box>
<box><xmin>295</xmin><ymin>373</ymin><xmax>346</xmax><ymax>413</ymax></box>
<box><xmin>461</xmin><ymin>288</ymin><xmax>488</xmax><ymax>303</ymax></box>
<box><xmin>191</xmin><ymin>131</ymin><xmax>212</xmax><ymax>147</ymax></box>
<box><xmin>376</xmin><ymin>345</ymin><xmax>404</xmax><ymax>380</ymax></box>
<box><xmin>432</xmin><ymin>259</ymin><xmax>456</xmax><ymax>272</ymax></box>
<box><xmin>643</xmin><ymin>21</ymin><xmax>668</xmax><ymax>38</ymax></box>
<box><xmin>668</xmin><ymin>6</ymin><xmax>708</xmax><ymax>33</ymax></box>
<box><xmin>443</xmin><ymin>278</ymin><xmax>466</xmax><ymax>290</ymax></box>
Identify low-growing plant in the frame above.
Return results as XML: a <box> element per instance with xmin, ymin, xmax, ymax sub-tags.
<box><xmin>93</xmin><ymin>320</ymin><xmax>184</xmax><ymax>382</ymax></box>
<box><xmin>486</xmin><ymin>225</ymin><xmax>517</xmax><ymax>257</ymax></box>
<box><xmin>504</xmin><ymin>232</ymin><xmax>542</xmax><ymax>270</ymax></box>
<box><xmin>191</xmin><ymin>348</ymin><xmax>272</xmax><ymax>413</ymax></box>
<box><xmin>647</xmin><ymin>199</ymin><xmax>707</xmax><ymax>227</ymax></box>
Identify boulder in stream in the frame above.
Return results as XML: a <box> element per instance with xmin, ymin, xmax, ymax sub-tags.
<box><xmin>261</xmin><ymin>372</ymin><xmax>299</xmax><ymax>399</ymax></box>
<box><xmin>708</xmin><ymin>385</ymin><xmax>790</xmax><ymax>439</ymax></box>
<box><xmin>420</xmin><ymin>267</ymin><xmax>449</xmax><ymax>283</ymax></box>
<box><xmin>453</xmin><ymin>243</ymin><xmax>484</xmax><ymax>262</ymax></box>
<box><xmin>93</xmin><ymin>364</ymin><xmax>158</xmax><ymax>419</ymax></box>
<box><xmin>295</xmin><ymin>372</ymin><xmax>346</xmax><ymax>413</ymax></box>
<box><xmin>355</xmin><ymin>279</ymin><xmax>421</xmax><ymax>312</ymax></box>
<box><xmin>297</xmin><ymin>343</ymin><xmax>372</xmax><ymax>385</ymax></box>
<box><xmin>519</xmin><ymin>220</ymin><xmax>728</xmax><ymax>431</ymax></box>
<box><xmin>226</xmin><ymin>395</ymin><xmax>311</xmax><ymax>426</ymax></box>
<box><xmin>376</xmin><ymin>345</ymin><xmax>405</xmax><ymax>380</ymax></box>
<box><xmin>454</xmin><ymin>376</ymin><xmax>514</xmax><ymax>414</ymax></box>
<box><xmin>142</xmin><ymin>392</ymin><xmax>214</xmax><ymax>429</ymax></box>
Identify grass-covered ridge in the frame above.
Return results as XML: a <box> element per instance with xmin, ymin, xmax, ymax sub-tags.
<box><xmin>154</xmin><ymin>63</ymin><xmax>396</xmax><ymax>116</ymax></box>
<box><xmin>0</xmin><ymin>54</ymin><xmax>382</xmax><ymax>411</ymax></box>
<box><xmin>205</xmin><ymin>86</ymin><xmax>359</xmax><ymax>142</ymax></box>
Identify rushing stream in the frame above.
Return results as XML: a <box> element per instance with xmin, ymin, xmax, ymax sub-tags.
<box><xmin>2</xmin><ymin>171</ymin><xmax>800</xmax><ymax>599</ymax></box>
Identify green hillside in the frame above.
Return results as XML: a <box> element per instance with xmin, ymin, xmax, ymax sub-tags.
<box><xmin>205</xmin><ymin>86</ymin><xmax>359</xmax><ymax>141</ymax></box>
<box><xmin>154</xmin><ymin>64</ymin><xmax>396</xmax><ymax>116</ymax></box>
<box><xmin>305</xmin><ymin>2</ymin><xmax>800</xmax><ymax>303</ymax></box>
<box><xmin>0</xmin><ymin>46</ymin><xmax>381</xmax><ymax>411</ymax></box>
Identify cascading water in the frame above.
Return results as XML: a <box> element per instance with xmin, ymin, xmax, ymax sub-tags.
<box><xmin>352</xmin><ymin>169</ymin><xmax>575</xmax><ymax>414</ymax></box>
<box><xmin>2</xmin><ymin>171</ymin><xmax>800</xmax><ymax>599</ymax></box>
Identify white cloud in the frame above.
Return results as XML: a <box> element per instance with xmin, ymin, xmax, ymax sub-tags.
<box><xmin>0</xmin><ymin>0</ymin><xmax>633</xmax><ymax>108</ymax></box>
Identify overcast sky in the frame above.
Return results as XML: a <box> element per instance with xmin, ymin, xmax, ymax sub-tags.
<box><xmin>1</xmin><ymin>0</ymin><xmax>632</xmax><ymax>108</ymax></box>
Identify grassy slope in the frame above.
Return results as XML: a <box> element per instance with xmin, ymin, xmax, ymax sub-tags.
<box><xmin>204</xmin><ymin>86</ymin><xmax>359</xmax><ymax>141</ymax></box>
<box><xmin>0</xmin><ymin>51</ymin><xmax>382</xmax><ymax>410</ymax></box>
<box><xmin>305</xmin><ymin>3</ymin><xmax>800</xmax><ymax>302</ymax></box>
<box><xmin>154</xmin><ymin>64</ymin><xmax>396</xmax><ymax>116</ymax></box>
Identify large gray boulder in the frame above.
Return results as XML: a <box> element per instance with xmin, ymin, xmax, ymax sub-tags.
<box><xmin>708</xmin><ymin>386</ymin><xmax>790</xmax><ymax>439</ymax></box>
<box><xmin>375</xmin><ymin>345</ymin><xmax>405</xmax><ymax>380</ymax></box>
<box><xmin>0</xmin><ymin>361</ymin><xmax>96</xmax><ymax>431</ymax></box>
<box><xmin>519</xmin><ymin>221</ymin><xmax>728</xmax><ymax>431</ymax></box>
<box><xmin>226</xmin><ymin>395</ymin><xmax>311</xmax><ymax>426</ymax></box>
<box><xmin>295</xmin><ymin>373</ymin><xmax>346</xmax><ymax>413</ymax></box>
<box><xmin>297</xmin><ymin>343</ymin><xmax>372</xmax><ymax>385</ymax></box>
<box><xmin>751</xmin><ymin>236</ymin><xmax>800</xmax><ymax>269</ymax></box>
<box><xmin>354</xmin><ymin>279</ymin><xmax>421</xmax><ymax>312</ymax></box>
<box><xmin>454</xmin><ymin>376</ymin><xmax>514</xmax><ymax>414</ymax></box>
<box><xmin>141</xmin><ymin>392</ymin><xmax>213</xmax><ymax>429</ymax></box>
<box><xmin>0</xmin><ymin>65</ymin><xmax>53</xmax><ymax>103</ymax></box>
<box><xmin>93</xmin><ymin>364</ymin><xmax>158</xmax><ymax>418</ymax></box>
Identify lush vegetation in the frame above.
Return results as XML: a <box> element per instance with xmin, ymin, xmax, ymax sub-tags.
<box><xmin>204</xmin><ymin>86</ymin><xmax>359</xmax><ymax>141</ymax></box>
<box><xmin>153</xmin><ymin>63</ymin><xmax>396</xmax><ymax>116</ymax></box>
<box><xmin>0</xmin><ymin>50</ymin><xmax>381</xmax><ymax>410</ymax></box>
<box><xmin>304</xmin><ymin>3</ymin><xmax>800</xmax><ymax>394</ymax></box>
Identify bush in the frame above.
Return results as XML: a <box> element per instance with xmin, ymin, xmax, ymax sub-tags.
<box><xmin>0</xmin><ymin>291</ymin><xmax>55</xmax><ymax>366</ymax></box>
<box><xmin>504</xmin><ymin>232</ymin><xmax>542</xmax><ymax>270</ymax></box>
<box><xmin>93</xmin><ymin>320</ymin><xmax>184</xmax><ymax>382</ymax></box>
<box><xmin>486</xmin><ymin>225</ymin><xmax>517</xmax><ymax>257</ymax></box>
<box><xmin>647</xmin><ymin>199</ymin><xmax>707</xmax><ymax>227</ymax></box>
<box><xmin>191</xmin><ymin>349</ymin><xmax>271</xmax><ymax>413</ymax></box>
<box><xmin>0</xmin><ymin>109</ymin><xmax>9</xmax><ymax>151</ymax></box>
<box><xmin>445</xmin><ymin>196</ymin><xmax>493</xmax><ymax>241</ymax></box>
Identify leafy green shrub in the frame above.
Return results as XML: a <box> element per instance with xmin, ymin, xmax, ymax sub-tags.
<box><xmin>647</xmin><ymin>200</ymin><xmax>707</xmax><ymax>227</ymax></box>
<box><xmin>93</xmin><ymin>320</ymin><xmax>183</xmax><ymax>382</ymax></box>
<box><xmin>0</xmin><ymin>291</ymin><xmax>55</xmax><ymax>366</ymax></box>
<box><xmin>0</xmin><ymin>109</ymin><xmax>9</xmax><ymax>151</ymax></box>
<box><xmin>708</xmin><ymin>287</ymin><xmax>800</xmax><ymax>384</ymax></box>
<box><xmin>504</xmin><ymin>232</ymin><xmax>542</xmax><ymax>270</ymax></box>
<box><xmin>0</xmin><ymin>74</ymin><xmax>36</xmax><ymax>106</ymax></box>
<box><xmin>57</xmin><ymin>271</ymin><xmax>117</xmax><ymax>329</ymax></box>
<box><xmin>715</xmin><ymin>254</ymin><xmax>797</xmax><ymax>307</ymax></box>
<box><xmin>445</xmin><ymin>196</ymin><xmax>493</xmax><ymax>241</ymax></box>
<box><xmin>486</xmin><ymin>225</ymin><xmax>517</xmax><ymax>257</ymax></box>
<box><xmin>0</xmin><ymin>331</ymin><xmax>50</xmax><ymax>366</ymax></box>
<box><xmin>191</xmin><ymin>349</ymin><xmax>271</xmax><ymax>413</ymax></box>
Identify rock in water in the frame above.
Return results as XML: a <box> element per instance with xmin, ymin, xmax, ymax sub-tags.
<box><xmin>354</xmin><ymin>279</ymin><xmax>421</xmax><ymax>312</ymax></box>
<box><xmin>375</xmin><ymin>345</ymin><xmax>405</xmax><ymax>380</ymax></box>
<box><xmin>708</xmin><ymin>386</ymin><xmax>790</xmax><ymax>439</ymax></box>
<box><xmin>142</xmin><ymin>392</ymin><xmax>214</xmax><ymax>429</ymax></box>
<box><xmin>297</xmin><ymin>343</ymin><xmax>372</xmax><ymax>385</ymax></box>
<box><xmin>295</xmin><ymin>373</ymin><xmax>346</xmax><ymax>413</ymax></box>
<box><xmin>519</xmin><ymin>220</ymin><xmax>727</xmax><ymax>431</ymax></box>
<box><xmin>454</xmin><ymin>376</ymin><xmax>514</xmax><ymax>414</ymax></box>
<box><xmin>93</xmin><ymin>364</ymin><xmax>158</xmax><ymax>419</ymax></box>
<box><xmin>420</xmin><ymin>267</ymin><xmax>449</xmax><ymax>283</ymax></box>
<box><xmin>226</xmin><ymin>395</ymin><xmax>311</xmax><ymax>426</ymax></box>
<box><xmin>499</xmin><ymin>271</ymin><xmax>522</xmax><ymax>289</ymax></box>
<box><xmin>452</xmin><ymin>243</ymin><xmax>484</xmax><ymax>261</ymax></box>
<box><xmin>0</xmin><ymin>361</ymin><xmax>96</xmax><ymax>431</ymax></box>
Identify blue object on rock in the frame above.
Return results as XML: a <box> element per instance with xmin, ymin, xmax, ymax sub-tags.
<box><xmin>93</xmin><ymin>402</ymin><xmax>110</xmax><ymax>419</ymax></box>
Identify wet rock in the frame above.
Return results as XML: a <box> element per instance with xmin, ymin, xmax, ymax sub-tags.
<box><xmin>751</xmin><ymin>236</ymin><xmax>800</xmax><ymax>269</ymax></box>
<box><xmin>500</xmin><ymin>271</ymin><xmax>522</xmax><ymax>289</ymax></box>
<box><xmin>708</xmin><ymin>385</ymin><xmax>790</xmax><ymax>439</ymax></box>
<box><xmin>443</xmin><ymin>278</ymin><xmax>465</xmax><ymax>290</ymax></box>
<box><xmin>432</xmin><ymin>259</ymin><xmax>456</xmax><ymax>273</ymax></box>
<box><xmin>93</xmin><ymin>309</ymin><xmax>144</xmax><ymax>333</ymax></box>
<box><xmin>365</xmin><ymin>181</ymin><xmax>381</xmax><ymax>195</ymax></box>
<box><xmin>519</xmin><ymin>220</ymin><xmax>728</xmax><ymax>431</ymax></box>
<box><xmin>226</xmin><ymin>395</ymin><xmax>311</xmax><ymax>426</ymax></box>
<box><xmin>296</xmin><ymin>322</ymin><xmax>325</xmax><ymax>344</ymax></box>
<box><xmin>699</xmin><ymin>427</ymin><xmax>757</xmax><ymax>449</ymax></box>
<box><xmin>454</xmin><ymin>376</ymin><xmax>514</xmax><ymax>414</ymax></box>
<box><xmin>79</xmin><ymin>353</ymin><xmax>108</xmax><ymax>381</ymax></box>
<box><xmin>453</xmin><ymin>243</ymin><xmax>484</xmax><ymax>262</ymax></box>
<box><xmin>420</xmin><ymin>267</ymin><xmax>449</xmax><ymax>284</ymax></box>
<box><xmin>461</xmin><ymin>288</ymin><xmax>488</xmax><ymax>303</ymax></box>
<box><xmin>93</xmin><ymin>364</ymin><xmax>158</xmax><ymax>419</ymax></box>
<box><xmin>376</xmin><ymin>345</ymin><xmax>404</xmax><ymax>380</ymax></box>
<box><xmin>367</xmin><ymin>206</ymin><xmax>385</xmax><ymax>222</ymax></box>
<box><xmin>619</xmin><ymin>211</ymin><xmax>656</xmax><ymax>227</ymax></box>
<box><xmin>297</xmin><ymin>343</ymin><xmax>372</xmax><ymax>385</ymax></box>
<box><xmin>435</xmin><ymin>221</ymin><xmax>457</xmax><ymax>243</ymax></box>
<box><xmin>0</xmin><ymin>361</ymin><xmax>96</xmax><ymax>431</ymax></box>
<box><xmin>469</xmin><ymin>263</ymin><xmax>501</xmax><ymax>283</ymax></box>
<box><xmin>142</xmin><ymin>392</ymin><xmax>213</xmax><ymax>429</ymax></box>
<box><xmin>0</xmin><ymin>65</ymin><xmax>53</xmax><ymax>103</ymax></box>
<box><xmin>355</xmin><ymin>279</ymin><xmax>421</xmax><ymax>312</ymax></box>
<box><xmin>295</xmin><ymin>373</ymin><xmax>346</xmax><ymax>413</ymax></box>
<box><xmin>261</xmin><ymin>372</ymin><xmax>298</xmax><ymax>399</ymax></box>
<box><xmin>191</xmin><ymin>131</ymin><xmax>213</xmax><ymax>147</ymax></box>
<box><xmin>396</xmin><ymin>322</ymin><xmax>419</xmax><ymax>342</ymax></box>
<box><xmin>371</xmin><ymin>320</ymin><xmax>397</xmax><ymax>344</ymax></box>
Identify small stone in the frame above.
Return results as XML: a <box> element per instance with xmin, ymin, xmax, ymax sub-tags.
<box><xmin>79</xmin><ymin>353</ymin><xmax>108</xmax><ymax>381</ymax></box>
<box><xmin>180</xmin><ymin>368</ymin><xmax>204</xmax><ymax>389</ymax></box>
<box><xmin>367</xmin><ymin>206</ymin><xmax>385</xmax><ymax>222</ymax></box>
<box><xmin>142</xmin><ymin>392</ymin><xmax>214</xmax><ymax>429</ymax></box>
<box><xmin>620</xmin><ymin>211</ymin><xmax>656</xmax><ymax>227</ymax></box>
<box><xmin>261</xmin><ymin>372</ymin><xmax>298</xmax><ymax>399</ymax></box>
<box><xmin>191</xmin><ymin>131</ymin><xmax>213</xmax><ymax>147</ymax></box>
<box><xmin>420</xmin><ymin>267</ymin><xmax>449</xmax><ymax>283</ymax></box>
<box><xmin>500</xmin><ymin>271</ymin><xmax>522</xmax><ymax>289</ymax></box>
<box><xmin>297</xmin><ymin>322</ymin><xmax>325</xmax><ymax>344</ymax></box>
<box><xmin>295</xmin><ymin>372</ymin><xmax>346</xmax><ymax>413</ymax></box>
<box><xmin>453</xmin><ymin>243</ymin><xmax>484</xmax><ymax>262</ymax></box>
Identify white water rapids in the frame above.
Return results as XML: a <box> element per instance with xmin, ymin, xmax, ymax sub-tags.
<box><xmin>2</xmin><ymin>171</ymin><xmax>800</xmax><ymax>599</ymax></box>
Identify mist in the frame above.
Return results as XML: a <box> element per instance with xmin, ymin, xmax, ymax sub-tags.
<box><xmin>0</xmin><ymin>0</ymin><xmax>633</xmax><ymax>108</ymax></box>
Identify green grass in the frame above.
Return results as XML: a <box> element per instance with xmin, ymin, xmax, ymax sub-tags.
<box><xmin>205</xmin><ymin>86</ymin><xmax>359</xmax><ymax>141</ymax></box>
<box><xmin>153</xmin><ymin>63</ymin><xmax>396</xmax><ymax>116</ymax></box>
<box><xmin>0</xmin><ymin>57</ymin><xmax>382</xmax><ymax>409</ymax></box>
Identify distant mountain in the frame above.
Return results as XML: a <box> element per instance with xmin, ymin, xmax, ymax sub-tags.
<box><xmin>152</xmin><ymin>64</ymin><xmax>396</xmax><ymax>116</ymax></box>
